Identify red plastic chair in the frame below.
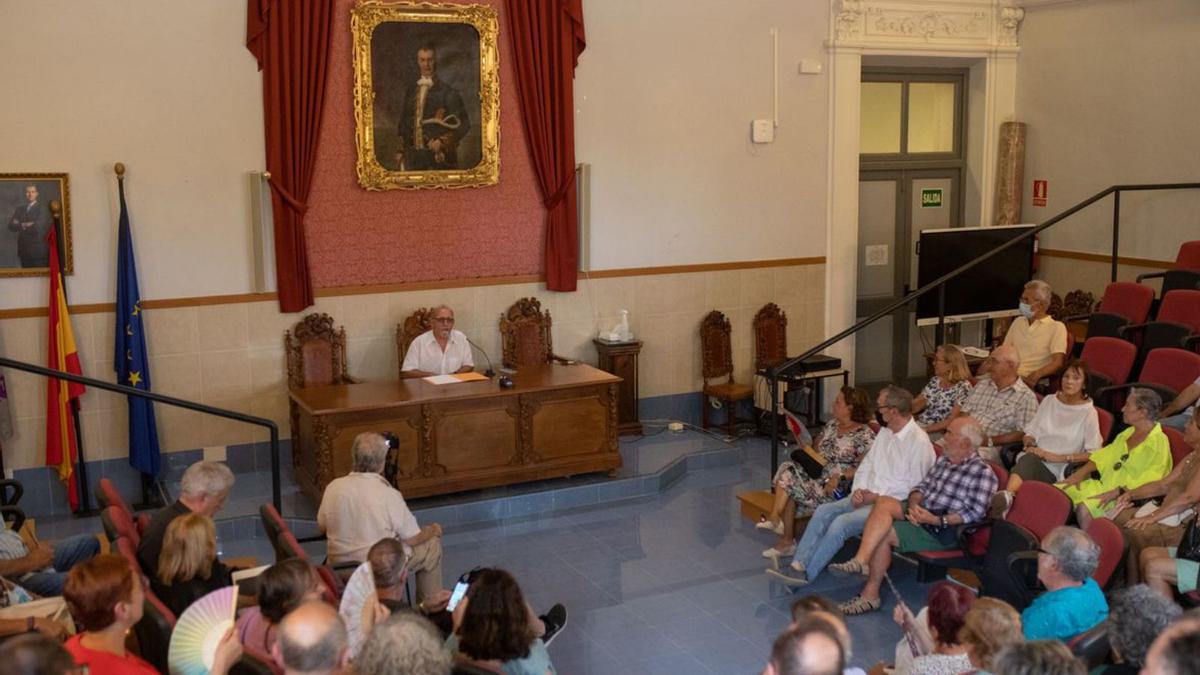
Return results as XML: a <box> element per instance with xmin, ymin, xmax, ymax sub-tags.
<box><xmin>1138</xmin><ymin>241</ymin><xmax>1200</xmax><ymax>309</ymax></box>
<box><xmin>98</xmin><ymin>478</ymin><xmax>150</xmax><ymax>535</ymax></box>
<box><xmin>259</xmin><ymin>504</ymin><xmax>343</xmax><ymax>602</ymax></box>
<box><xmin>1079</xmin><ymin>337</ymin><xmax>1137</xmax><ymax>398</ymax></box>
<box><xmin>1122</xmin><ymin>290</ymin><xmax>1200</xmax><ymax>363</ymax></box>
<box><xmin>1098</xmin><ymin>348</ymin><xmax>1200</xmax><ymax>418</ymax></box>
<box><xmin>1097</xmin><ymin>408</ymin><xmax>1114</xmax><ymax>444</ymax></box>
<box><xmin>116</xmin><ymin>536</ymin><xmax>177</xmax><ymax>672</ymax></box>
<box><xmin>1066</xmin><ymin>282</ymin><xmax>1154</xmax><ymax>348</ymax></box>
<box><xmin>101</xmin><ymin>505</ymin><xmax>141</xmax><ymax>548</ymax></box>
<box><xmin>1164</xmin><ymin>426</ymin><xmax>1192</xmax><ymax>467</ymax></box>
<box><xmin>1086</xmin><ymin>517</ymin><xmax>1125</xmax><ymax>589</ymax></box>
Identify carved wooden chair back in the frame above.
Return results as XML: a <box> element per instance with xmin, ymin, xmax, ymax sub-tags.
<box><xmin>396</xmin><ymin>307</ymin><xmax>435</xmax><ymax>377</ymax></box>
<box><xmin>285</xmin><ymin>313</ymin><xmax>351</xmax><ymax>389</ymax></box>
<box><xmin>753</xmin><ymin>303</ymin><xmax>788</xmax><ymax>370</ymax></box>
<box><xmin>700</xmin><ymin>310</ymin><xmax>736</xmax><ymax>385</ymax></box>
<box><xmin>500</xmin><ymin>297</ymin><xmax>555</xmax><ymax>368</ymax></box>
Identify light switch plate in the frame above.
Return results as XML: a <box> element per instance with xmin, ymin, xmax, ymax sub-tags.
<box><xmin>865</xmin><ymin>244</ymin><xmax>889</xmax><ymax>266</ymax></box>
<box><xmin>752</xmin><ymin>119</ymin><xmax>775</xmax><ymax>143</ymax></box>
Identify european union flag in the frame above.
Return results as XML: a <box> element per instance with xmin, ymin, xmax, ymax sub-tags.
<box><xmin>114</xmin><ymin>178</ymin><xmax>161</xmax><ymax>477</ymax></box>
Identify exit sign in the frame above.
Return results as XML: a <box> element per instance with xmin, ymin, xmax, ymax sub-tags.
<box><xmin>921</xmin><ymin>188</ymin><xmax>943</xmax><ymax>208</ymax></box>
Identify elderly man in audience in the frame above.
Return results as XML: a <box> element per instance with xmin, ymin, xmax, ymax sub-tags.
<box><xmin>400</xmin><ymin>304</ymin><xmax>474</xmax><ymax>378</ymax></box>
<box><xmin>765</xmin><ymin>615</ymin><xmax>846</xmax><ymax>675</ymax></box>
<box><xmin>767</xmin><ymin>385</ymin><xmax>935</xmax><ymax>587</ymax></box>
<box><xmin>789</xmin><ymin>596</ymin><xmax>865</xmax><ymax>675</ymax></box>
<box><xmin>318</xmin><ymin>432</ymin><xmax>444</xmax><ymax>605</ymax></box>
<box><xmin>955</xmin><ymin>344</ymin><xmax>1039</xmax><ymax>463</ymax></box>
<box><xmin>138</xmin><ymin>460</ymin><xmax>235</xmax><ymax>575</ymax></box>
<box><xmin>356</xmin><ymin>612</ymin><xmax>452</xmax><ymax>675</ymax></box>
<box><xmin>274</xmin><ymin>601</ymin><xmax>349</xmax><ymax>675</ymax></box>
<box><xmin>0</xmin><ymin>515</ymin><xmax>99</xmax><ymax>597</ymax></box>
<box><xmin>1099</xmin><ymin>585</ymin><xmax>1182</xmax><ymax>675</ymax></box>
<box><xmin>981</xmin><ymin>280</ymin><xmax>1068</xmax><ymax>388</ymax></box>
<box><xmin>991</xmin><ymin>641</ymin><xmax>1085</xmax><ymax>675</ymax></box>
<box><xmin>1143</xmin><ymin>614</ymin><xmax>1200</xmax><ymax>675</ymax></box>
<box><xmin>0</xmin><ymin>633</ymin><xmax>77</xmax><ymax>675</ymax></box>
<box><xmin>830</xmin><ymin>417</ymin><xmax>996</xmax><ymax>615</ymax></box>
<box><xmin>1021</xmin><ymin>526</ymin><xmax>1108</xmax><ymax>641</ymax></box>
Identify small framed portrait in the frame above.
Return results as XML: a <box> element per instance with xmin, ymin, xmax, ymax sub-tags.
<box><xmin>0</xmin><ymin>173</ymin><xmax>71</xmax><ymax>277</ymax></box>
<box><xmin>352</xmin><ymin>1</ymin><xmax>500</xmax><ymax>190</ymax></box>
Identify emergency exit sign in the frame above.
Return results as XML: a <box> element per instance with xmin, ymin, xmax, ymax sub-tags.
<box><xmin>921</xmin><ymin>188</ymin><xmax>943</xmax><ymax>208</ymax></box>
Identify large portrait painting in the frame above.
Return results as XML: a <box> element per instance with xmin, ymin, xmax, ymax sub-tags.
<box><xmin>0</xmin><ymin>173</ymin><xmax>71</xmax><ymax>277</ymax></box>
<box><xmin>352</xmin><ymin>1</ymin><xmax>499</xmax><ymax>190</ymax></box>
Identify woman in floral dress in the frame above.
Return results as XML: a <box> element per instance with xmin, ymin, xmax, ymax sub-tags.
<box><xmin>758</xmin><ymin>386</ymin><xmax>875</xmax><ymax>558</ymax></box>
<box><xmin>913</xmin><ymin>344</ymin><xmax>973</xmax><ymax>436</ymax></box>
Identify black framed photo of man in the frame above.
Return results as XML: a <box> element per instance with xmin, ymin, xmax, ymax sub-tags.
<box><xmin>0</xmin><ymin>174</ymin><xmax>72</xmax><ymax>277</ymax></box>
<box><xmin>352</xmin><ymin>1</ymin><xmax>499</xmax><ymax>190</ymax></box>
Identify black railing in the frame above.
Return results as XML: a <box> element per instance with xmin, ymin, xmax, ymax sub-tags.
<box><xmin>0</xmin><ymin>356</ymin><xmax>282</xmax><ymax>513</ymax></box>
<box><xmin>767</xmin><ymin>181</ymin><xmax>1200</xmax><ymax>469</ymax></box>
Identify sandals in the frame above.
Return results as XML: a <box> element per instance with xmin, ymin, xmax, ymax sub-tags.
<box><xmin>828</xmin><ymin>558</ymin><xmax>870</xmax><ymax>576</ymax></box>
<box><xmin>756</xmin><ymin>516</ymin><xmax>784</xmax><ymax>535</ymax></box>
<box><xmin>838</xmin><ymin>594</ymin><xmax>881</xmax><ymax>616</ymax></box>
<box><xmin>765</xmin><ymin>566</ymin><xmax>810</xmax><ymax>587</ymax></box>
<box><xmin>762</xmin><ymin>544</ymin><xmax>796</xmax><ymax>559</ymax></box>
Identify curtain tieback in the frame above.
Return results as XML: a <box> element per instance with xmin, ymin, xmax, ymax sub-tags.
<box><xmin>543</xmin><ymin>170</ymin><xmax>576</xmax><ymax>210</ymax></box>
<box><xmin>266</xmin><ymin>176</ymin><xmax>308</xmax><ymax>215</ymax></box>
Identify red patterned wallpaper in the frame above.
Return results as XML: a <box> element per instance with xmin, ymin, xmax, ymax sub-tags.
<box><xmin>305</xmin><ymin>0</ymin><xmax>544</xmax><ymax>288</ymax></box>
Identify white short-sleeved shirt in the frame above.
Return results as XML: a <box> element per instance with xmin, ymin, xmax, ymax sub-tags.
<box><xmin>317</xmin><ymin>472</ymin><xmax>421</xmax><ymax>564</ymax></box>
<box><xmin>1023</xmin><ymin>394</ymin><xmax>1105</xmax><ymax>480</ymax></box>
<box><xmin>1003</xmin><ymin>315</ymin><xmax>1069</xmax><ymax>377</ymax></box>
<box><xmin>401</xmin><ymin>329</ymin><xmax>474</xmax><ymax>375</ymax></box>
<box><xmin>852</xmin><ymin>417</ymin><xmax>936</xmax><ymax>500</ymax></box>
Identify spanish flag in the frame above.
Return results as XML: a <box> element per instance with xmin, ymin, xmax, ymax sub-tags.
<box><xmin>45</xmin><ymin>226</ymin><xmax>85</xmax><ymax>510</ymax></box>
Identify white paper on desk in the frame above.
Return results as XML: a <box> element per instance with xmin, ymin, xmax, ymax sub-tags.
<box><xmin>423</xmin><ymin>374</ymin><xmax>462</xmax><ymax>385</ymax></box>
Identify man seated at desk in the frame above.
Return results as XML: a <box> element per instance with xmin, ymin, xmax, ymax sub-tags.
<box><xmin>400</xmin><ymin>304</ymin><xmax>474</xmax><ymax>378</ymax></box>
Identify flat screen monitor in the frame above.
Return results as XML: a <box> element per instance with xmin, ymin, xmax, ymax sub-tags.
<box><xmin>915</xmin><ymin>224</ymin><xmax>1035</xmax><ymax>326</ymax></box>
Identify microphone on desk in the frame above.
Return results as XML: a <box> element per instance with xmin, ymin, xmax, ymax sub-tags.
<box><xmin>465</xmin><ymin>336</ymin><xmax>497</xmax><ymax>378</ymax></box>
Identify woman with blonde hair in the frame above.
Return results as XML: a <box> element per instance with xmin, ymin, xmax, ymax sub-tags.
<box><xmin>913</xmin><ymin>345</ymin><xmax>973</xmax><ymax>435</ymax></box>
<box><xmin>958</xmin><ymin>598</ymin><xmax>1023</xmax><ymax>673</ymax></box>
<box><xmin>153</xmin><ymin>512</ymin><xmax>233</xmax><ymax>616</ymax></box>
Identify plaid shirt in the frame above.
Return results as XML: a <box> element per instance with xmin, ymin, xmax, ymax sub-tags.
<box><xmin>961</xmin><ymin>376</ymin><xmax>1039</xmax><ymax>438</ymax></box>
<box><xmin>912</xmin><ymin>455</ymin><xmax>998</xmax><ymax>524</ymax></box>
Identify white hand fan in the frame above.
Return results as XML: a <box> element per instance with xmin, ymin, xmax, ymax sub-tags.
<box><xmin>168</xmin><ymin>585</ymin><xmax>237</xmax><ymax>675</ymax></box>
<box><xmin>339</xmin><ymin>561</ymin><xmax>378</xmax><ymax>658</ymax></box>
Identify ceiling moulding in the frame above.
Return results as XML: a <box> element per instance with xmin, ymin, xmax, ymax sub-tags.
<box><xmin>832</xmin><ymin>0</ymin><xmax>1025</xmax><ymax>52</ymax></box>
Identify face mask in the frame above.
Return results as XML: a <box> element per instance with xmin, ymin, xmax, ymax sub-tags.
<box><xmin>1018</xmin><ymin>302</ymin><xmax>1034</xmax><ymax>320</ymax></box>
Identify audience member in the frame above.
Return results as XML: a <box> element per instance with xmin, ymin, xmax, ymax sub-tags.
<box><xmin>1160</xmin><ymin>375</ymin><xmax>1200</xmax><ymax>432</ymax></box>
<box><xmin>830</xmin><ymin>417</ymin><xmax>995</xmax><ymax>615</ymax></box>
<box><xmin>356</xmin><ymin>611</ymin><xmax>452</xmax><ymax>675</ymax></box>
<box><xmin>991</xmin><ymin>641</ymin><xmax>1085</xmax><ymax>675</ymax></box>
<box><xmin>1059</xmin><ymin>388</ymin><xmax>1172</xmax><ymax>527</ymax></box>
<box><xmin>992</xmin><ymin>358</ymin><xmax>1103</xmax><ymax>517</ymax></box>
<box><xmin>956</xmin><ymin>345</ymin><xmax>1038</xmax><ymax>463</ymax></box>
<box><xmin>273</xmin><ymin>601</ymin><xmax>349</xmax><ymax>675</ymax></box>
<box><xmin>995</xmin><ymin>280</ymin><xmax>1069</xmax><ymax>388</ymax></box>
<box><xmin>913</xmin><ymin>345</ymin><xmax>973</xmax><ymax>435</ymax></box>
<box><xmin>138</xmin><ymin>460</ymin><xmax>235</xmax><ymax>575</ymax></box>
<box><xmin>153</xmin><ymin>512</ymin><xmax>235</xmax><ymax>616</ymax></box>
<box><xmin>1141</xmin><ymin>538</ymin><xmax>1200</xmax><ymax>602</ymax></box>
<box><xmin>767</xmin><ymin>386</ymin><xmax>934</xmax><ymax>587</ymax></box>
<box><xmin>0</xmin><ymin>632</ymin><xmax>76</xmax><ymax>675</ymax></box>
<box><xmin>0</xmin><ymin>517</ymin><xmax>99</xmax><ymax>597</ymax></box>
<box><xmin>765</xmin><ymin>615</ymin><xmax>845</xmax><ymax>675</ymax></box>
<box><xmin>1143</xmin><ymin>614</ymin><xmax>1200</xmax><ymax>675</ymax></box>
<box><xmin>318</xmin><ymin>432</ymin><xmax>444</xmax><ymax>604</ymax></box>
<box><xmin>789</xmin><ymin>596</ymin><xmax>864</xmax><ymax>675</ymax></box>
<box><xmin>760</xmin><ymin>386</ymin><xmax>876</xmax><ymax>557</ymax></box>
<box><xmin>1110</xmin><ymin>406</ymin><xmax>1200</xmax><ymax>584</ymax></box>
<box><xmin>447</xmin><ymin>569</ymin><xmax>554</xmax><ymax>675</ymax></box>
<box><xmin>0</xmin><ymin>577</ymin><xmax>67</xmax><ymax>639</ymax></box>
<box><xmin>890</xmin><ymin>582</ymin><xmax>974</xmax><ymax>675</ymax></box>
<box><xmin>237</xmin><ymin>559</ymin><xmax>324</xmax><ymax>659</ymax></box>
<box><xmin>1022</xmin><ymin>526</ymin><xmax>1107</xmax><ymax>641</ymax></box>
<box><xmin>957</xmin><ymin>598</ymin><xmax>1023</xmax><ymax>674</ymax></box>
<box><xmin>1099</xmin><ymin>585</ymin><xmax>1182</xmax><ymax>675</ymax></box>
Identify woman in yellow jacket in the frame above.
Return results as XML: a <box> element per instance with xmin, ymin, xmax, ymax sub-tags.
<box><xmin>1058</xmin><ymin>388</ymin><xmax>1173</xmax><ymax>527</ymax></box>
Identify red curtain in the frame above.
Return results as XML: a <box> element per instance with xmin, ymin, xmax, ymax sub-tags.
<box><xmin>505</xmin><ymin>0</ymin><xmax>586</xmax><ymax>292</ymax></box>
<box><xmin>246</xmin><ymin>0</ymin><xmax>333</xmax><ymax>312</ymax></box>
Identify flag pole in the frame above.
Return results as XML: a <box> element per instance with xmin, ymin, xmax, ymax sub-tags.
<box><xmin>50</xmin><ymin>200</ymin><xmax>96</xmax><ymax>517</ymax></box>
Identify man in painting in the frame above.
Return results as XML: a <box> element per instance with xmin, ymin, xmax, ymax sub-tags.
<box><xmin>395</xmin><ymin>44</ymin><xmax>470</xmax><ymax>171</ymax></box>
<box><xmin>7</xmin><ymin>184</ymin><xmax>52</xmax><ymax>268</ymax></box>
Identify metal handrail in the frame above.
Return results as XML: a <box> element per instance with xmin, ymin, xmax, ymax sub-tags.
<box><xmin>0</xmin><ymin>356</ymin><xmax>282</xmax><ymax>513</ymax></box>
<box><xmin>767</xmin><ymin>181</ymin><xmax>1200</xmax><ymax>468</ymax></box>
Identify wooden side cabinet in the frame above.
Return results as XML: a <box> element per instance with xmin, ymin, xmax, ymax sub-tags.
<box><xmin>593</xmin><ymin>338</ymin><xmax>642</xmax><ymax>435</ymax></box>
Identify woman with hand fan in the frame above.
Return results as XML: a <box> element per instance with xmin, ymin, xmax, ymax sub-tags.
<box><xmin>154</xmin><ymin>513</ymin><xmax>238</xmax><ymax>617</ymax></box>
<box><xmin>236</xmin><ymin>559</ymin><xmax>324</xmax><ymax>660</ymax></box>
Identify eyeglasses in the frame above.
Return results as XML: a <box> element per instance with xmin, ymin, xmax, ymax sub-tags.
<box><xmin>1112</xmin><ymin>452</ymin><xmax>1131</xmax><ymax>472</ymax></box>
<box><xmin>433</xmin><ymin>317</ymin><xmax>455</xmax><ymax>323</ymax></box>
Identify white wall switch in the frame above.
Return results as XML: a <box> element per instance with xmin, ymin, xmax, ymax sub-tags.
<box><xmin>752</xmin><ymin>119</ymin><xmax>775</xmax><ymax>143</ymax></box>
<box><xmin>798</xmin><ymin>59</ymin><xmax>823</xmax><ymax>75</ymax></box>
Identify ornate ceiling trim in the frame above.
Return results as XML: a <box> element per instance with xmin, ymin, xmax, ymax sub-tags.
<box><xmin>832</xmin><ymin>0</ymin><xmax>1024</xmax><ymax>51</ymax></box>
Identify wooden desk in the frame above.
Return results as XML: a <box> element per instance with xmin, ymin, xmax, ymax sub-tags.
<box><xmin>288</xmin><ymin>364</ymin><xmax>623</xmax><ymax>501</ymax></box>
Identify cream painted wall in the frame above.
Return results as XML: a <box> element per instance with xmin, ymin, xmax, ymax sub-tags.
<box><xmin>0</xmin><ymin>264</ymin><xmax>824</xmax><ymax>470</ymax></box>
<box><xmin>1016</xmin><ymin>0</ymin><xmax>1200</xmax><ymax>260</ymax></box>
<box><xmin>575</xmin><ymin>0</ymin><xmax>830</xmax><ymax>269</ymax></box>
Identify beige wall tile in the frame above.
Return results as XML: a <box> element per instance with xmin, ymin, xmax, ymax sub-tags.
<box><xmin>705</xmin><ymin>271</ymin><xmax>741</xmax><ymax>312</ymax></box>
<box><xmin>93</xmin><ymin>312</ymin><xmax>117</xmax><ymax>363</ymax></box>
<box><xmin>4</xmin><ymin>417</ymin><xmax>44</xmax><ymax>470</ymax></box>
<box><xmin>588</xmin><ymin>277</ymin><xmax>637</xmax><ymax>319</ymax></box>
<box><xmin>197</xmin><ymin>304</ymin><xmax>249</xmax><ymax>352</ymax></box>
<box><xmin>200</xmin><ymin>350</ymin><xmax>252</xmax><ymax>401</ymax></box>
<box><xmin>739</xmin><ymin>268</ymin><xmax>775</xmax><ymax>312</ymax></box>
<box><xmin>247</xmin><ymin>301</ymin><xmax>297</xmax><ymax>351</ymax></box>
<box><xmin>157</xmin><ymin>405</ymin><xmax>206</xmax><ymax>453</ymax></box>
<box><xmin>341</xmin><ymin>293</ymin><xmax>393</xmax><ymax>340</ymax></box>
<box><xmin>346</xmin><ymin>337</ymin><xmax>396</xmax><ymax>383</ymax></box>
<box><xmin>69</xmin><ymin>313</ymin><xmax>96</xmax><ymax>364</ymax></box>
<box><xmin>475</xmin><ymin>284</ymin><xmax>521</xmax><ymax>321</ymax></box>
<box><xmin>152</xmin><ymin>353</ymin><xmax>203</xmax><ymax>401</ymax></box>
<box><xmin>79</xmin><ymin>358</ymin><xmax>120</xmax><ymax>413</ymax></box>
<box><xmin>249</xmin><ymin>348</ymin><xmax>286</xmax><ymax>395</ymax></box>
<box><xmin>199</xmin><ymin>396</ymin><xmax>258</xmax><ymax>447</ymax></box>
<box><xmin>5</xmin><ymin>371</ymin><xmax>44</xmax><ymax>419</ymax></box>
<box><xmin>96</xmin><ymin>400</ymin><xmax>131</xmax><ymax>460</ymax></box>
<box><xmin>146</xmin><ymin>307</ymin><xmax>198</xmax><ymax>356</ymax></box>
<box><xmin>250</xmin><ymin>391</ymin><xmax>290</xmax><ymax>431</ymax></box>
<box><xmin>0</xmin><ymin>317</ymin><xmax>44</xmax><ymax>363</ymax></box>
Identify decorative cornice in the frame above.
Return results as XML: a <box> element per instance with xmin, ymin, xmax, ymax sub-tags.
<box><xmin>832</xmin><ymin>0</ymin><xmax>1024</xmax><ymax>51</ymax></box>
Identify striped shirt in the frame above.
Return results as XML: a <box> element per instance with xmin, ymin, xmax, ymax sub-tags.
<box><xmin>912</xmin><ymin>455</ymin><xmax>998</xmax><ymax>524</ymax></box>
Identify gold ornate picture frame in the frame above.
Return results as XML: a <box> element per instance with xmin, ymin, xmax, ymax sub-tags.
<box><xmin>352</xmin><ymin>1</ymin><xmax>500</xmax><ymax>190</ymax></box>
<box><xmin>0</xmin><ymin>173</ymin><xmax>72</xmax><ymax>277</ymax></box>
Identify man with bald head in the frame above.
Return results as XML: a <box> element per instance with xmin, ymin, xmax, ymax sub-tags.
<box><xmin>272</xmin><ymin>601</ymin><xmax>349</xmax><ymax>675</ymax></box>
<box><xmin>956</xmin><ymin>344</ymin><xmax>1038</xmax><ymax>463</ymax></box>
<box><xmin>1143</xmin><ymin>614</ymin><xmax>1200</xmax><ymax>675</ymax></box>
<box><xmin>831</xmin><ymin>417</ymin><xmax>997</xmax><ymax>615</ymax></box>
<box><xmin>765</xmin><ymin>616</ymin><xmax>845</xmax><ymax>675</ymax></box>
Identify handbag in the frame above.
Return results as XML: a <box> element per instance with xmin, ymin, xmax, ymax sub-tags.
<box><xmin>1178</xmin><ymin>515</ymin><xmax>1200</xmax><ymax>563</ymax></box>
<box><xmin>788</xmin><ymin>445</ymin><xmax>828</xmax><ymax>480</ymax></box>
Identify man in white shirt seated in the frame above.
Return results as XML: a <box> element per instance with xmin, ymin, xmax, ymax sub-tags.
<box><xmin>983</xmin><ymin>280</ymin><xmax>1068</xmax><ymax>388</ymax></box>
<box><xmin>317</xmin><ymin>432</ymin><xmax>445</xmax><ymax>605</ymax></box>
<box><xmin>400</xmin><ymin>304</ymin><xmax>474</xmax><ymax>378</ymax></box>
<box><xmin>766</xmin><ymin>385</ymin><xmax>935</xmax><ymax>586</ymax></box>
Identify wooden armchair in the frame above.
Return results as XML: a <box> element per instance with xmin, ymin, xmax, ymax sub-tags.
<box><xmin>396</xmin><ymin>307</ymin><xmax>434</xmax><ymax>378</ymax></box>
<box><xmin>700</xmin><ymin>310</ymin><xmax>753</xmax><ymax>435</ymax></box>
<box><xmin>285</xmin><ymin>314</ymin><xmax>357</xmax><ymax>455</ymax></box>
<box><xmin>499</xmin><ymin>297</ymin><xmax>570</xmax><ymax>369</ymax></box>
<box><xmin>753</xmin><ymin>303</ymin><xmax>788</xmax><ymax>371</ymax></box>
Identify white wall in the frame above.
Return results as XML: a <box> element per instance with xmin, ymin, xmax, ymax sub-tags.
<box><xmin>575</xmin><ymin>0</ymin><xmax>830</xmax><ymax>269</ymax></box>
<box><xmin>1016</xmin><ymin>0</ymin><xmax>1200</xmax><ymax>260</ymax></box>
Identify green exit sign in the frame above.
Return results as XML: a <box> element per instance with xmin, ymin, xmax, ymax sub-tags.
<box><xmin>921</xmin><ymin>188</ymin><xmax>943</xmax><ymax>208</ymax></box>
